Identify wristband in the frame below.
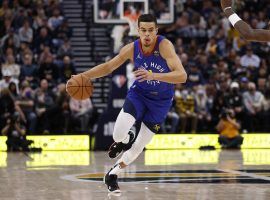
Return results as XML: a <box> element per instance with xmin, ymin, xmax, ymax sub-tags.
<box><xmin>223</xmin><ymin>6</ymin><xmax>232</xmax><ymax>12</ymax></box>
<box><xmin>228</xmin><ymin>13</ymin><xmax>242</xmax><ymax>27</ymax></box>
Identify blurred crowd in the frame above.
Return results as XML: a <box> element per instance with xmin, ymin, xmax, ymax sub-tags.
<box><xmin>1</xmin><ymin>0</ymin><xmax>270</xmax><ymax>136</ymax></box>
<box><xmin>0</xmin><ymin>0</ymin><xmax>95</xmax><ymax>136</ymax></box>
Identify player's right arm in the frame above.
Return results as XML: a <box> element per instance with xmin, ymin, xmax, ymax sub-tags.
<box><xmin>77</xmin><ymin>43</ymin><xmax>133</xmax><ymax>79</ymax></box>
<box><xmin>221</xmin><ymin>0</ymin><xmax>270</xmax><ymax>42</ymax></box>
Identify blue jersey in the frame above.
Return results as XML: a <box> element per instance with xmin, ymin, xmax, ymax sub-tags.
<box><xmin>130</xmin><ymin>35</ymin><xmax>174</xmax><ymax>101</ymax></box>
<box><xmin>123</xmin><ymin>35</ymin><xmax>175</xmax><ymax>130</ymax></box>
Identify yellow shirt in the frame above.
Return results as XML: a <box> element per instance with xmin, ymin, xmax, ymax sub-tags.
<box><xmin>220</xmin><ymin>119</ymin><xmax>239</xmax><ymax>139</ymax></box>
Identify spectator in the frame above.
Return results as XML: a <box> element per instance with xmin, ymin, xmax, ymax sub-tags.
<box><xmin>195</xmin><ymin>87</ymin><xmax>212</xmax><ymax>132</ymax></box>
<box><xmin>0</xmin><ymin>18</ymin><xmax>12</xmax><ymax>38</ymax></box>
<box><xmin>38</xmin><ymin>55</ymin><xmax>59</xmax><ymax>88</ymax></box>
<box><xmin>58</xmin><ymin>55</ymin><xmax>76</xmax><ymax>83</ymax></box>
<box><xmin>175</xmin><ymin>88</ymin><xmax>197</xmax><ymax>133</ymax></box>
<box><xmin>39</xmin><ymin>45</ymin><xmax>53</xmax><ymax>64</ymax></box>
<box><xmin>0</xmin><ymin>69</ymin><xmax>19</xmax><ymax>93</ymax></box>
<box><xmin>54</xmin><ymin>19</ymin><xmax>73</xmax><ymax>43</ymax></box>
<box><xmin>1</xmin><ymin>54</ymin><xmax>20</xmax><ymax>79</ymax></box>
<box><xmin>33</xmin><ymin>27</ymin><xmax>52</xmax><ymax>54</ymax></box>
<box><xmin>1</xmin><ymin>28</ymin><xmax>20</xmax><ymax>53</ymax></box>
<box><xmin>18</xmin><ymin>19</ymin><xmax>33</xmax><ymax>44</ymax></box>
<box><xmin>186</xmin><ymin>63</ymin><xmax>205</xmax><ymax>88</ymax></box>
<box><xmin>57</xmin><ymin>38</ymin><xmax>73</xmax><ymax>59</ymax></box>
<box><xmin>15</xmin><ymin>81</ymin><xmax>37</xmax><ymax>134</ymax></box>
<box><xmin>20</xmin><ymin>53</ymin><xmax>38</xmax><ymax>88</ymax></box>
<box><xmin>217</xmin><ymin>109</ymin><xmax>243</xmax><ymax>149</ymax></box>
<box><xmin>1</xmin><ymin>112</ymin><xmax>33</xmax><ymax>152</ymax></box>
<box><xmin>225</xmin><ymin>82</ymin><xmax>244</xmax><ymax>123</ymax></box>
<box><xmin>240</xmin><ymin>46</ymin><xmax>260</xmax><ymax>69</ymax></box>
<box><xmin>48</xmin><ymin>8</ymin><xmax>64</xmax><ymax>31</ymax></box>
<box><xmin>49</xmin><ymin>83</ymin><xmax>71</xmax><ymax>133</ymax></box>
<box><xmin>34</xmin><ymin>79</ymin><xmax>55</xmax><ymax>133</ymax></box>
<box><xmin>243</xmin><ymin>82</ymin><xmax>267</xmax><ymax>132</ymax></box>
<box><xmin>70</xmin><ymin>97</ymin><xmax>93</xmax><ymax>133</ymax></box>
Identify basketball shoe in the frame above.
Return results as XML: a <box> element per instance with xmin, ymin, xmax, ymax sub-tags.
<box><xmin>104</xmin><ymin>167</ymin><xmax>121</xmax><ymax>193</ymax></box>
<box><xmin>108</xmin><ymin>130</ymin><xmax>135</xmax><ymax>159</ymax></box>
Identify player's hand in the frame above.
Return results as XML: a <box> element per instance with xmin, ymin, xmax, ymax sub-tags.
<box><xmin>220</xmin><ymin>0</ymin><xmax>233</xmax><ymax>11</ymax></box>
<box><xmin>133</xmin><ymin>69</ymin><xmax>154</xmax><ymax>82</ymax></box>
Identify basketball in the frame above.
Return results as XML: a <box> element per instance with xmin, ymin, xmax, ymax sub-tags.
<box><xmin>66</xmin><ymin>74</ymin><xmax>93</xmax><ymax>100</ymax></box>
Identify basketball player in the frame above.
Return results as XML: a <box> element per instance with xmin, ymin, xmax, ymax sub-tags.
<box><xmin>69</xmin><ymin>14</ymin><xmax>187</xmax><ymax>193</ymax></box>
<box><xmin>221</xmin><ymin>0</ymin><xmax>270</xmax><ymax>42</ymax></box>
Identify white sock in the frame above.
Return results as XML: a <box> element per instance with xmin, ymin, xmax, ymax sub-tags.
<box><xmin>109</xmin><ymin>164</ymin><xmax>124</xmax><ymax>175</ymax></box>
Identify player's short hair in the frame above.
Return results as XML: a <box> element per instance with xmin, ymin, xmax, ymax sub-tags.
<box><xmin>138</xmin><ymin>14</ymin><xmax>157</xmax><ymax>27</ymax></box>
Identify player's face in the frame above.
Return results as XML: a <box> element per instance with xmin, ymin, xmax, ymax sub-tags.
<box><xmin>138</xmin><ymin>22</ymin><xmax>158</xmax><ymax>47</ymax></box>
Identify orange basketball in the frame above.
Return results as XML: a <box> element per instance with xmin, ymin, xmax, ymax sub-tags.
<box><xmin>66</xmin><ymin>74</ymin><xmax>93</xmax><ymax>100</ymax></box>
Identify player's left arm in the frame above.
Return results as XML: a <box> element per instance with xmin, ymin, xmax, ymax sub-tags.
<box><xmin>134</xmin><ymin>39</ymin><xmax>187</xmax><ymax>84</ymax></box>
<box><xmin>221</xmin><ymin>0</ymin><xmax>270</xmax><ymax>42</ymax></box>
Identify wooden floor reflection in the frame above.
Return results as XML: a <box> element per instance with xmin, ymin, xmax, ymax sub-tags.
<box><xmin>1</xmin><ymin>149</ymin><xmax>270</xmax><ymax>200</ymax></box>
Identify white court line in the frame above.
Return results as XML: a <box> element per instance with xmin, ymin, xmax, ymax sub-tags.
<box><xmin>217</xmin><ymin>169</ymin><xmax>270</xmax><ymax>181</ymax></box>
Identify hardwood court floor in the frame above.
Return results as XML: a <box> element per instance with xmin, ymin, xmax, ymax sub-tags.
<box><xmin>1</xmin><ymin>149</ymin><xmax>270</xmax><ymax>200</ymax></box>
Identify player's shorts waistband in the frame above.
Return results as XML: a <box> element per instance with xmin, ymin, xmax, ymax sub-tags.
<box><xmin>130</xmin><ymin>86</ymin><xmax>173</xmax><ymax>101</ymax></box>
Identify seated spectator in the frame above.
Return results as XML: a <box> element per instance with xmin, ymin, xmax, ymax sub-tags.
<box><xmin>15</xmin><ymin>81</ymin><xmax>37</xmax><ymax>134</ymax></box>
<box><xmin>34</xmin><ymin>79</ymin><xmax>55</xmax><ymax>133</ymax></box>
<box><xmin>19</xmin><ymin>53</ymin><xmax>38</xmax><ymax>89</ymax></box>
<box><xmin>70</xmin><ymin>97</ymin><xmax>93</xmax><ymax>133</ymax></box>
<box><xmin>54</xmin><ymin>19</ymin><xmax>73</xmax><ymax>47</ymax></box>
<box><xmin>8</xmin><ymin>82</ymin><xmax>18</xmax><ymax>98</ymax></box>
<box><xmin>38</xmin><ymin>55</ymin><xmax>59</xmax><ymax>88</ymax></box>
<box><xmin>57</xmin><ymin>38</ymin><xmax>73</xmax><ymax>59</ymax></box>
<box><xmin>0</xmin><ymin>69</ymin><xmax>19</xmax><ymax>93</ymax></box>
<box><xmin>240</xmin><ymin>46</ymin><xmax>260</xmax><ymax>69</ymax></box>
<box><xmin>1</xmin><ymin>54</ymin><xmax>20</xmax><ymax>79</ymax></box>
<box><xmin>230</xmin><ymin>56</ymin><xmax>246</xmax><ymax>80</ymax></box>
<box><xmin>175</xmin><ymin>87</ymin><xmax>197</xmax><ymax>133</ymax></box>
<box><xmin>58</xmin><ymin>55</ymin><xmax>76</xmax><ymax>83</ymax></box>
<box><xmin>48</xmin><ymin>83</ymin><xmax>71</xmax><ymax>133</ymax></box>
<box><xmin>18</xmin><ymin>42</ymin><xmax>34</xmax><ymax>63</ymax></box>
<box><xmin>1</xmin><ymin>47</ymin><xmax>14</xmax><ymax>63</ymax></box>
<box><xmin>243</xmin><ymin>82</ymin><xmax>267</xmax><ymax>132</ymax></box>
<box><xmin>195</xmin><ymin>87</ymin><xmax>212</xmax><ymax>132</ymax></box>
<box><xmin>18</xmin><ymin>19</ymin><xmax>33</xmax><ymax>44</ymax></box>
<box><xmin>33</xmin><ymin>27</ymin><xmax>52</xmax><ymax>54</ymax></box>
<box><xmin>225</xmin><ymin>82</ymin><xmax>244</xmax><ymax>124</ymax></box>
<box><xmin>0</xmin><ymin>18</ymin><xmax>12</xmax><ymax>38</ymax></box>
<box><xmin>186</xmin><ymin>63</ymin><xmax>205</xmax><ymax>88</ymax></box>
<box><xmin>217</xmin><ymin>109</ymin><xmax>243</xmax><ymax>149</ymax></box>
<box><xmin>39</xmin><ymin>45</ymin><xmax>53</xmax><ymax>64</ymax></box>
<box><xmin>1</xmin><ymin>29</ymin><xmax>20</xmax><ymax>56</ymax></box>
<box><xmin>48</xmin><ymin>8</ymin><xmax>64</xmax><ymax>31</ymax></box>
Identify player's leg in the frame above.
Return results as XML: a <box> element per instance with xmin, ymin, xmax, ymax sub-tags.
<box><xmin>108</xmin><ymin>97</ymin><xmax>145</xmax><ymax>159</ymax></box>
<box><xmin>104</xmin><ymin>122</ymin><xmax>155</xmax><ymax>193</ymax></box>
<box><xmin>104</xmin><ymin>100</ymin><xmax>170</xmax><ymax>193</ymax></box>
